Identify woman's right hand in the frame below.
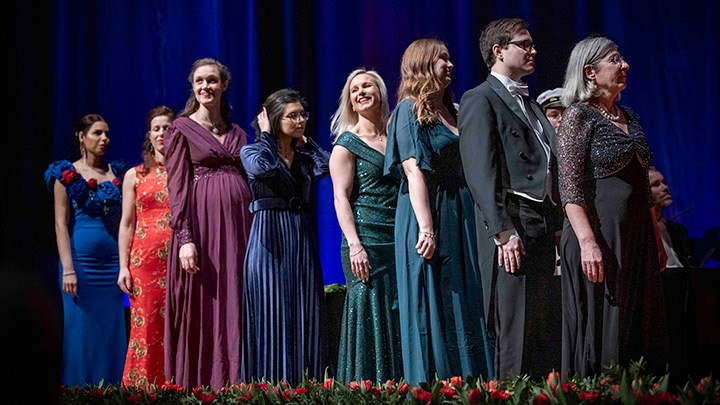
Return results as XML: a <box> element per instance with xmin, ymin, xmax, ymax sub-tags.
<box><xmin>258</xmin><ymin>107</ymin><xmax>271</xmax><ymax>133</ymax></box>
<box><xmin>416</xmin><ymin>230</ymin><xmax>436</xmax><ymax>260</ymax></box>
<box><xmin>349</xmin><ymin>244</ymin><xmax>370</xmax><ymax>283</ymax></box>
<box><xmin>179</xmin><ymin>242</ymin><xmax>200</xmax><ymax>274</ymax></box>
<box><xmin>580</xmin><ymin>240</ymin><xmax>604</xmax><ymax>282</ymax></box>
<box><xmin>62</xmin><ymin>269</ymin><xmax>77</xmax><ymax>296</ymax></box>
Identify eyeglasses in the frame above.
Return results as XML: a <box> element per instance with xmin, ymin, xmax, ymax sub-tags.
<box><xmin>282</xmin><ymin>111</ymin><xmax>310</xmax><ymax>123</ymax></box>
<box><xmin>605</xmin><ymin>54</ymin><xmax>627</xmax><ymax>66</ymax></box>
<box><xmin>508</xmin><ymin>40</ymin><xmax>536</xmax><ymax>52</ymax></box>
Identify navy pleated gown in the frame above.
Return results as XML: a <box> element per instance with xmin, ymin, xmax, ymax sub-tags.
<box><xmin>240</xmin><ymin>131</ymin><xmax>329</xmax><ymax>385</ymax></box>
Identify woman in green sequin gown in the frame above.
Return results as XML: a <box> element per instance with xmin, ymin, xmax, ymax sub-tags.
<box><xmin>330</xmin><ymin>69</ymin><xmax>402</xmax><ymax>383</ymax></box>
<box><xmin>383</xmin><ymin>39</ymin><xmax>493</xmax><ymax>386</ymax></box>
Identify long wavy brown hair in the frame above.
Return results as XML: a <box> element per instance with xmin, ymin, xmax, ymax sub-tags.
<box><xmin>138</xmin><ymin>105</ymin><xmax>175</xmax><ymax>175</ymax></box>
<box><xmin>397</xmin><ymin>38</ymin><xmax>456</xmax><ymax>125</ymax></box>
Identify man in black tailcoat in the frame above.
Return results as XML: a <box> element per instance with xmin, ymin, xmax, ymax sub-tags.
<box><xmin>458</xmin><ymin>17</ymin><xmax>562</xmax><ymax>379</ymax></box>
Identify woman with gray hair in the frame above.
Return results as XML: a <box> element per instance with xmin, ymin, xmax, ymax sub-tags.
<box><xmin>329</xmin><ymin>68</ymin><xmax>402</xmax><ymax>383</ymax></box>
<box><xmin>557</xmin><ymin>35</ymin><xmax>669</xmax><ymax>378</ymax></box>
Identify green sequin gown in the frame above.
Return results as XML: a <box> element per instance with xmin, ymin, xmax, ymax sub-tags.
<box><xmin>335</xmin><ymin>131</ymin><xmax>403</xmax><ymax>384</ymax></box>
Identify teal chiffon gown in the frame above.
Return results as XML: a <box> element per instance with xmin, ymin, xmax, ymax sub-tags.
<box><xmin>384</xmin><ymin>99</ymin><xmax>494</xmax><ymax>385</ymax></box>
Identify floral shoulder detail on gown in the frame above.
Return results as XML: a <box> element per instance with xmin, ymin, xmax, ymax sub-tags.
<box><xmin>44</xmin><ymin>159</ymin><xmax>130</xmax><ymax>217</ymax></box>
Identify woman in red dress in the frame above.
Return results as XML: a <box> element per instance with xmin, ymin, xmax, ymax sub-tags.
<box><xmin>117</xmin><ymin>105</ymin><xmax>175</xmax><ymax>388</ymax></box>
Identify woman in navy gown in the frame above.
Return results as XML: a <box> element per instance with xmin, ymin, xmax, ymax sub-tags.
<box><xmin>241</xmin><ymin>89</ymin><xmax>329</xmax><ymax>385</ymax></box>
<box><xmin>45</xmin><ymin>113</ymin><xmax>130</xmax><ymax>386</ymax></box>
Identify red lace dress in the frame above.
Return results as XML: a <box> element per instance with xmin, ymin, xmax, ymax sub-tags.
<box><xmin>122</xmin><ymin>164</ymin><xmax>171</xmax><ymax>388</ymax></box>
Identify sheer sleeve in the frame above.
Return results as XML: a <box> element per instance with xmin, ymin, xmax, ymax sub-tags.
<box><xmin>384</xmin><ymin>99</ymin><xmax>432</xmax><ymax>180</ymax></box>
<box><xmin>557</xmin><ymin>104</ymin><xmax>594</xmax><ymax>207</ymax></box>
<box><xmin>163</xmin><ymin>124</ymin><xmax>194</xmax><ymax>244</ymax></box>
<box><xmin>240</xmin><ymin>131</ymin><xmax>285</xmax><ymax>179</ymax></box>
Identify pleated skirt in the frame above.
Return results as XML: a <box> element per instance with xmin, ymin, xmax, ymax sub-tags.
<box><xmin>242</xmin><ymin>209</ymin><xmax>324</xmax><ymax>385</ymax></box>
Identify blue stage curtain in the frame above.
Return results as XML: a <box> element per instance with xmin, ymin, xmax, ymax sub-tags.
<box><xmin>16</xmin><ymin>0</ymin><xmax>717</xmax><ymax>283</ymax></box>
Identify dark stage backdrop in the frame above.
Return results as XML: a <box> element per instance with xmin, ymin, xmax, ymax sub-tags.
<box><xmin>8</xmin><ymin>0</ymin><xmax>718</xmax><ymax>287</ymax></box>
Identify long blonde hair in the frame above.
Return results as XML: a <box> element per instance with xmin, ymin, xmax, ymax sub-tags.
<box><xmin>397</xmin><ymin>38</ymin><xmax>456</xmax><ymax>125</ymax></box>
<box><xmin>329</xmin><ymin>68</ymin><xmax>389</xmax><ymax>139</ymax></box>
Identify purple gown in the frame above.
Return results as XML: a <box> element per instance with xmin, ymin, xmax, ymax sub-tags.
<box><xmin>163</xmin><ymin>117</ymin><xmax>252</xmax><ymax>389</ymax></box>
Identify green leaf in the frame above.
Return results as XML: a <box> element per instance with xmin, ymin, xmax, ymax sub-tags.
<box><xmin>619</xmin><ymin>371</ymin><xmax>637</xmax><ymax>405</ymax></box>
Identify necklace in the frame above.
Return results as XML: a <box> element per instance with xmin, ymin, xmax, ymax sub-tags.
<box><xmin>279</xmin><ymin>143</ymin><xmax>293</xmax><ymax>160</ymax></box>
<box><xmin>196</xmin><ymin>113</ymin><xmax>222</xmax><ymax>134</ymax></box>
<box><xmin>588</xmin><ymin>102</ymin><xmax>621</xmax><ymax>122</ymax></box>
<box><xmin>360</xmin><ymin>132</ymin><xmax>386</xmax><ymax>141</ymax></box>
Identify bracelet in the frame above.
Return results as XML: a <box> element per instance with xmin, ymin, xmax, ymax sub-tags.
<box><xmin>63</xmin><ymin>272</ymin><xmax>76</xmax><ymax>277</ymax></box>
<box><xmin>418</xmin><ymin>231</ymin><xmax>435</xmax><ymax>239</ymax></box>
<box><xmin>349</xmin><ymin>248</ymin><xmax>365</xmax><ymax>257</ymax></box>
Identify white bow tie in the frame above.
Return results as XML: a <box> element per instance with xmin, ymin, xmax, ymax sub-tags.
<box><xmin>507</xmin><ymin>83</ymin><xmax>529</xmax><ymax>97</ymax></box>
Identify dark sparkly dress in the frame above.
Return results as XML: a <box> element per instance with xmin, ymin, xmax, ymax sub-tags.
<box><xmin>557</xmin><ymin>103</ymin><xmax>669</xmax><ymax>378</ymax></box>
<box><xmin>384</xmin><ymin>99</ymin><xmax>494</xmax><ymax>386</ymax></box>
<box><xmin>334</xmin><ymin>131</ymin><xmax>403</xmax><ymax>384</ymax></box>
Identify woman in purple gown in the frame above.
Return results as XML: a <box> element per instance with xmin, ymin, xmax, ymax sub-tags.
<box><xmin>241</xmin><ymin>89</ymin><xmax>329</xmax><ymax>385</ymax></box>
<box><xmin>163</xmin><ymin>58</ymin><xmax>253</xmax><ymax>390</ymax></box>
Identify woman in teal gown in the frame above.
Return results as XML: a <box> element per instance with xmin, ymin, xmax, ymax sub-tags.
<box><xmin>330</xmin><ymin>69</ymin><xmax>402</xmax><ymax>384</ymax></box>
<box><xmin>45</xmin><ymin>114</ymin><xmax>129</xmax><ymax>386</ymax></box>
<box><xmin>384</xmin><ymin>39</ymin><xmax>494</xmax><ymax>386</ymax></box>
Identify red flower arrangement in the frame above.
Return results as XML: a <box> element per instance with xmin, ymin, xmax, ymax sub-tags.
<box><xmin>56</xmin><ymin>360</ymin><xmax>720</xmax><ymax>404</ymax></box>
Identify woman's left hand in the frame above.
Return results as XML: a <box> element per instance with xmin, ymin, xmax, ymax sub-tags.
<box><xmin>416</xmin><ymin>231</ymin><xmax>436</xmax><ymax>259</ymax></box>
<box><xmin>349</xmin><ymin>245</ymin><xmax>370</xmax><ymax>283</ymax></box>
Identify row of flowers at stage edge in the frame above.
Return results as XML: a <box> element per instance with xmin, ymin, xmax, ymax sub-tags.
<box><xmin>59</xmin><ymin>359</ymin><xmax>719</xmax><ymax>404</ymax></box>
<box><xmin>45</xmin><ymin>160</ymin><xmax>131</xmax><ymax>217</ymax></box>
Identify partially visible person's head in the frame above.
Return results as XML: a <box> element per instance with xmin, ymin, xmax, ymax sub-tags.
<box><xmin>330</xmin><ymin>68</ymin><xmax>389</xmax><ymax>138</ymax></box>
<box><xmin>537</xmin><ymin>87</ymin><xmax>566</xmax><ymax>130</ymax></box>
<box><xmin>253</xmin><ymin>88</ymin><xmax>309</xmax><ymax>140</ymax></box>
<box><xmin>141</xmin><ymin>105</ymin><xmax>175</xmax><ymax>173</ymax></box>
<box><xmin>562</xmin><ymin>36</ymin><xmax>628</xmax><ymax>106</ymax></box>
<box><xmin>479</xmin><ymin>18</ymin><xmax>531</xmax><ymax>71</ymax></box>
<box><xmin>181</xmin><ymin>57</ymin><xmax>232</xmax><ymax>123</ymax></box>
<box><xmin>649</xmin><ymin>167</ymin><xmax>673</xmax><ymax>210</ymax></box>
<box><xmin>398</xmin><ymin>38</ymin><xmax>456</xmax><ymax>125</ymax></box>
<box><xmin>74</xmin><ymin>114</ymin><xmax>109</xmax><ymax>158</ymax></box>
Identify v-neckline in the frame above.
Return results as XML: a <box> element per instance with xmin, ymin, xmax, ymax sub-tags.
<box><xmin>587</xmin><ymin>103</ymin><xmax>630</xmax><ymax>136</ymax></box>
<box><xmin>189</xmin><ymin>117</ymin><xmax>228</xmax><ymax>146</ymax></box>
<box><xmin>348</xmin><ymin>132</ymin><xmax>386</xmax><ymax>158</ymax></box>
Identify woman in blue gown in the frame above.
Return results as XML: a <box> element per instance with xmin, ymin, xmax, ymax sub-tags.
<box><xmin>241</xmin><ymin>89</ymin><xmax>330</xmax><ymax>385</ymax></box>
<box><xmin>384</xmin><ymin>39</ymin><xmax>494</xmax><ymax>385</ymax></box>
<box><xmin>45</xmin><ymin>114</ymin><xmax>129</xmax><ymax>386</ymax></box>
